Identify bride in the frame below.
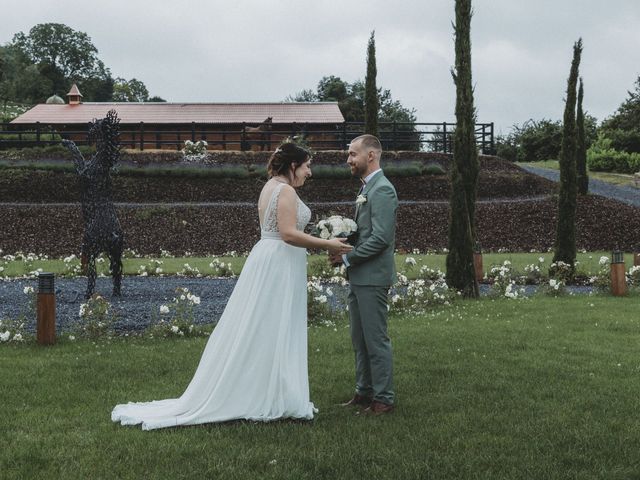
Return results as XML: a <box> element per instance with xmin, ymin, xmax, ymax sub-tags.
<box><xmin>112</xmin><ymin>142</ymin><xmax>352</xmax><ymax>430</ymax></box>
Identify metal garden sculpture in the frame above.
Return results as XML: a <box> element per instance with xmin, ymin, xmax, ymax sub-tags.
<box><xmin>62</xmin><ymin>109</ymin><xmax>124</xmax><ymax>298</ymax></box>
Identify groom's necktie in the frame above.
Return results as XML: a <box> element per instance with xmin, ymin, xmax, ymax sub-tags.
<box><xmin>357</xmin><ymin>178</ymin><xmax>366</xmax><ymax>196</ymax></box>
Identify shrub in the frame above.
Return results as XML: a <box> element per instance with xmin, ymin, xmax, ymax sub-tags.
<box><xmin>148</xmin><ymin>287</ymin><xmax>204</xmax><ymax>337</ymax></box>
<box><xmin>601</xmin><ymin>128</ymin><xmax>640</xmax><ymax>154</ymax></box>
<box><xmin>587</xmin><ymin>134</ymin><xmax>640</xmax><ymax>173</ymax></box>
<box><xmin>517</xmin><ymin>119</ymin><xmax>563</xmax><ymax>162</ymax></box>
<box><xmin>76</xmin><ymin>294</ymin><xmax>115</xmax><ymax>339</ymax></box>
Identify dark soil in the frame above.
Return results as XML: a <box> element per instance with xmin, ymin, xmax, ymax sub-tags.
<box><xmin>2</xmin><ymin>195</ymin><xmax>639</xmax><ymax>256</ymax></box>
<box><xmin>2</xmin><ymin>153</ymin><xmax>638</xmax><ymax>255</ymax></box>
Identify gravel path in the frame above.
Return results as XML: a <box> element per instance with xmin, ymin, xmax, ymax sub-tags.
<box><xmin>1</xmin><ymin>276</ymin><xmax>594</xmax><ymax>335</ymax></box>
<box><xmin>1</xmin><ymin>276</ymin><xmax>237</xmax><ymax>334</ymax></box>
<box><xmin>519</xmin><ymin>165</ymin><xmax>640</xmax><ymax>207</ymax></box>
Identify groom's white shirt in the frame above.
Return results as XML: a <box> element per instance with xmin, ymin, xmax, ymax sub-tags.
<box><xmin>342</xmin><ymin>169</ymin><xmax>382</xmax><ymax>267</ymax></box>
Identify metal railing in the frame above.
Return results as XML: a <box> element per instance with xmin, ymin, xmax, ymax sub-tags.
<box><xmin>0</xmin><ymin>121</ymin><xmax>494</xmax><ymax>154</ymax></box>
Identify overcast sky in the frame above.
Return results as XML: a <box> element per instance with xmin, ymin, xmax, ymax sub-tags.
<box><xmin>2</xmin><ymin>0</ymin><xmax>639</xmax><ymax>134</ymax></box>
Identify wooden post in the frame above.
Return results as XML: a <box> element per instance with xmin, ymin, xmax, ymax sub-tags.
<box><xmin>36</xmin><ymin>273</ymin><xmax>56</xmax><ymax>345</ymax></box>
<box><xmin>610</xmin><ymin>251</ymin><xmax>627</xmax><ymax>296</ymax></box>
<box><xmin>442</xmin><ymin>122</ymin><xmax>448</xmax><ymax>154</ymax></box>
<box><xmin>490</xmin><ymin>122</ymin><xmax>495</xmax><ymax>154</ymax></box>
<box><xmin>392</xmin><ymin>121</ymin><xmax>397</xmax><ymax>151</ymax></box>
<box><xmin>139</xmin><ymin>122</ymin><xmax>144</xmax><ymax>151</ymax></box>
<box><xmin>473</xmin><ymin>242</ymin><xmax>483</xmax><ymax>282</ymax></box>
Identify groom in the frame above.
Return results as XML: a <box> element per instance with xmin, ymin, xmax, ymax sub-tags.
<box><xmin>330</xmin><ymin>134</ymin><xmax>398</xmax><ymax>415</ymax></box>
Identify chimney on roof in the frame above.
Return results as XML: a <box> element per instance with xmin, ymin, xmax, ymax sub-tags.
<box><xmin>67</xmin><ymin>83</ymin><xmax>83</xmax><ymax>105</ymax></box>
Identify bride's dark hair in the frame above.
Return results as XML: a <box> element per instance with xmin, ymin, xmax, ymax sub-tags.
<box><xmin>267</xmin><ymin>142</ymin><xmax>311</xmax><ymax>178</ymax></box>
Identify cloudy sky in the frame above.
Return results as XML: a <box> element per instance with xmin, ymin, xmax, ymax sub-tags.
<box><xmin>2</xmin><ymin>0</ymin><xmax>639</xmax><ymax>134</ymax></box>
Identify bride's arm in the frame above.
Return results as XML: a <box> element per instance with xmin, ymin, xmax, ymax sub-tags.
<box><xmin>277</xmin><ymin>185</ymin><xmax>351</xmax><ymax>255</ymax></box>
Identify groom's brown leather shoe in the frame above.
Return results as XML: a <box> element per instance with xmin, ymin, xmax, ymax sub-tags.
<box><xmin>341</xmin><ymin>394</ymin><xmax>372</xmax><ymax>408</ymax></box>
<box><xmin>363</xmin><ymin>400</ymin><xmax>394</xmax><ymax>416</ymax></box>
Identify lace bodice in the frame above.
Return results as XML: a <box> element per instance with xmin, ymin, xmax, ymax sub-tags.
<box><xmin>261</xmin><ymin>183</ymin><xmax>311</xmax><ymax>233</ymax></box>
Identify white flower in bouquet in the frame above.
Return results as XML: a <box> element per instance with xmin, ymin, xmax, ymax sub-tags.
<box><xmin>314</xmin><ymin>215</ymin><xmax>357</xmax><ymax>240</ymax></box>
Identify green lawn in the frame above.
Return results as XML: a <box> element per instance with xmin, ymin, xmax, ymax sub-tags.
<box><xmin>1</xmin><ymin>296</ymin><xmax>639</xmax><ymax>479</ymax></box>
<box><xmin>517</xmin><ymin>160</ymin><xmax>638</xmax><ymax>187</ymax></box>
<box><xmin>1</xmin><ymin>251</ymin><xmax>625</xmax><ymax>279</ymax></box>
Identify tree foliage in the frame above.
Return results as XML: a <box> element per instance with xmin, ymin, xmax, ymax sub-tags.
<box><xmin>113</xmin><ymin>77</ymin><xmax>150</xmax><ymax>102</ymax></box>
<box><xmin>12</xmin><ymin>23</ymin><xmax>100</xmax><ymax>79</ymax></box>
<box><xmin>364</xmin><ymin>31</ymin><xmax>379</xmax><ymax>136</ymax></box>
<box><xmin>553</xmin><ymin>38</ymin><xmax>582</xmax><ymax>271</ymax></box>
<box><xmin>1</xmin><ymin>23</ymin><xmax>161</xmax><ymax>110</ymax></box>
<box><xmin>287</xmin><ymin>75</ymin><xmax>419</xmax><ymax>150</ymax></box>
<box><xmin>446</xmin><ymin>0</ymin><xmax>479</xmax><ymax>298</ymax></box>
<box><xmin>495</xmin><ymin>116</ymin><xmax>597</xmax><ymax>163</ymax></box>
<box><xmin>600</xmin><ymin>76</ymin><xmax>640</xmax><ymax>153</ymax></box>
<box><xmin>576</xmin><ymin>78</ymin><xmax>588</xmax><ymax>194</ymax></box>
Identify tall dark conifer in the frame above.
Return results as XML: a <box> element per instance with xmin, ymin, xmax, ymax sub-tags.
<box><xmin>445</xmin><ymin>0</ymin><xmax>479</xmax><ymax>298</ymax></box>
<box><xmin>553</xmin><ymin>39</ymin><xmax>582</xmax><ymax>271</ymax></box>
<box><xmin>576</xmin><ymin>77</ymin><xmax>589</xmax><ymax>195</ymax></box>
<box><xmin>364</xmin><ymin>31</ymin><xmax>379</xmax><ymax>136</ymax></box>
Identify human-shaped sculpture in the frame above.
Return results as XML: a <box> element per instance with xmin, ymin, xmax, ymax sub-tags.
<box><xmin>62</xmin><ymin>109</ymin><xmax>124</xmax><ymax>298</ymax></box>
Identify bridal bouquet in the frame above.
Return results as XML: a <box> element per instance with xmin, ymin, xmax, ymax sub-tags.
<box><xmin>312</xmin><ymin>215</ymin><xmax>357</xmax><ymax>241</ymax></box>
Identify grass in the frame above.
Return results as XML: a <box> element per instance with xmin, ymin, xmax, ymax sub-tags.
<box><xmin>517</xmin><ymin>160</ymin><xmax>638</xmax><ymax>187</ymax></box>
<box><xmin>1</xmin><ymin>251</ymin><xmax>625</xmax><ymax>280</ymax></box>
<box><xmin>1</xmin><ymin>296</ymin><xmax>640</xmax><ymax>479</ymax></box>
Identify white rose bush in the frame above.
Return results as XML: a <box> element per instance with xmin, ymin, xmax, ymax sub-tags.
<box><xmin>149</xmin><ymin>287</ymin><xmax>205</xmax><ymax>338</ymax></box>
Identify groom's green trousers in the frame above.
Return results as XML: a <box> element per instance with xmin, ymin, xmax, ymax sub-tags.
<box><xmin>347</xmin><ymin>284</ymin><xmax>395</xmax><ymax>405</ymax></box>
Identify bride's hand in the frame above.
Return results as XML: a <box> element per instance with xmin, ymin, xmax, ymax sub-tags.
<box><xmin>327</xmin><ymin>238</ymin><xmax>352</xmax><ymax>255</ymax></box>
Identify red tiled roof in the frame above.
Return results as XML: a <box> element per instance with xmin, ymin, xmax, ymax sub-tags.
<box><xmin>10</xmin><ymin>102</ymin><xmax>345</xmax><ymax>124</ymax></box>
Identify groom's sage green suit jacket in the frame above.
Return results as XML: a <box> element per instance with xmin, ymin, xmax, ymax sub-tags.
<box><xmin>345</xmin><ymin>171</ymin><xmax>398</xmax><ymax>286</ymax></box>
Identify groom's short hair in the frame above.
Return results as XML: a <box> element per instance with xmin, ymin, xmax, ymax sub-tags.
<box><xmin>352</xmin><ymin>134</ymin><xmax>382</xmax><ymax>152</ymax></box>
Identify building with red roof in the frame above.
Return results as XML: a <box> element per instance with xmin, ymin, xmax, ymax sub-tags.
<box><xmin>10</xmin><ymin>84</ymin><xmax>346</xmax><ymax>151</ymax></box>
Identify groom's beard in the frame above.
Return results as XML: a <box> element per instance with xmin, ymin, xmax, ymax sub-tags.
<box><xmin>348</xmin><ymin>163</ymin><xmax>366</xmax><ymax>178</ymax></box>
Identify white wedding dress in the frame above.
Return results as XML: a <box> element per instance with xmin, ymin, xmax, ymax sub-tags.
<box><xmin>112</xmin><ymin>183</ymin><xmax>315</xmax><ymax>430</ymax></box>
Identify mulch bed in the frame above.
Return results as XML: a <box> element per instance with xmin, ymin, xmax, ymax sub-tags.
<box><xmin>0</xmin><ymin>168</ymin><xmax>555</xmax><ymax>203</ymax></box>
<box><xmin>2</xmin><ymin>153</ymin><xmax>637</xmax><ymax>255</ymax></box>
<box><xmin>3</xmin><ymin>195</ymin><xmax>639</xmax><ymax>256</ymax></box>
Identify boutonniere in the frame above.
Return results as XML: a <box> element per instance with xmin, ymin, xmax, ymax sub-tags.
<box><xmin>356</xmin><ymin>194</ymin><xmax>367</xmax><ymax>206</ymax></box>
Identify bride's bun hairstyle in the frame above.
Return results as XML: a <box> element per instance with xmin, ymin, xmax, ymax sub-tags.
<box><xmin>267</xmin><ymin>142</ymin><xmax>311</xmax><ymax>178</ymax></box>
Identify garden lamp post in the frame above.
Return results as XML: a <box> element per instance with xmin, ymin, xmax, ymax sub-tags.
<box><xmin>610</xmin><ymin>251</ymin><xmax>627</xmax><ymax>297</ymax></box>
<box><xmin>37</xmin><ymin>272</ymin><xmax>56</xmax><ymax>345</ymax></box>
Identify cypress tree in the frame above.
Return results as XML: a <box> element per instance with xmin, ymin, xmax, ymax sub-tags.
<box><xmin>364</xmin><ymin>31</ymin><xmax>379</xmax><ymax>137</ymax></box>
<box><xmin>445</xmin><ymin>0</ymin><xmax>479</xmax><ymax>298</ymax></box>
<box><xmin>576</xmin><ymin>77</ymin><xmax>589</xmax><ymax>195</ymax></box>
<box><xmin>553</xmin><ymin>39</ymin><xmax>582</xmax><ymax>272</ymax></box>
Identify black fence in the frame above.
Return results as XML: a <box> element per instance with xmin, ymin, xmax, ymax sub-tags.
<box><xmin>0</xmin><ymin>121</ymin><xmax>494</xmax><ymax>154</ymax></box>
